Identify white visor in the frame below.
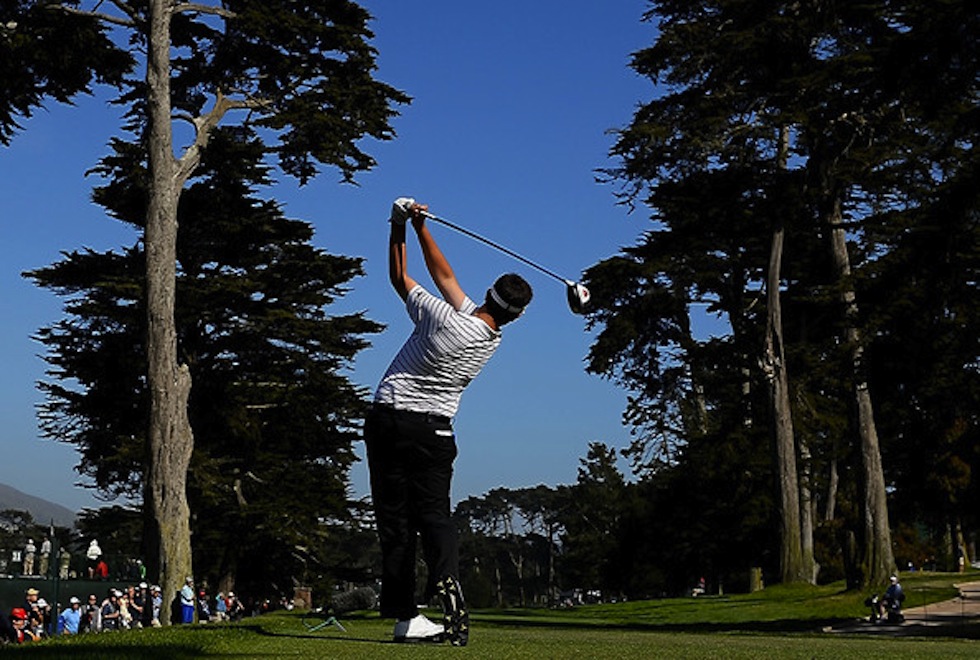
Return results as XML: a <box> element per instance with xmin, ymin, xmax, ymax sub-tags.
<box><xmin>489</xmin><ymin>284</ymin><xmax>525</xmax><ymax>314</ymax></box>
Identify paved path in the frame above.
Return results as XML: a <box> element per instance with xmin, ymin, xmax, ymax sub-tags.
<box><xmin>829</xmin><ymin>580</ymin><xmax>980</xmax><ymax>638</ymax></box>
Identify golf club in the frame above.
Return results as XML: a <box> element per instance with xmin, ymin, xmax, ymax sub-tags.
<box><xmin>420</xmin><ymin>210</ymin><xmax>591</xmax><ymax>315</ymax></box>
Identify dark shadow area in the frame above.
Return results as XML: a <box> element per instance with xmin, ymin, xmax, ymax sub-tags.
<box><xmin>475</xmin><ymin>614</ymin><xmax>854</xmax><ymax>635</ymax></box>
<box><xmin>0</xmin><ymin>642</ymin><xmax>207</xmax><ymax>659</ymax></box>
<box><xmin>830</xmin><ymin>616</ymin><xmax>980</xmax><ymax>639</ymax></box>
<box><xmin>235</xmin><ymin>620</ymin><xmax>386</xmax><ymax>645</ymax></box>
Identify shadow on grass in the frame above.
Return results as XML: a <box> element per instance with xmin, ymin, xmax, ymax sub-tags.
<box><xmin>237</xmin><ymin>620</ymin><xmax>391</xmax><ymax>646</ymax></box>
<box><xmin>476</xmin><ymin>614</ymin><xmax>852</xmax><ymax>635</ymax></box>
<box><xmin>0</xmin><ymin>642</ymin><xmax>207</xmax><ymax>659</ymax></box>
<box><xmin>477</xmin><ymin>611</ymin><xmax>980</xmax><ymax>639</ymax></box>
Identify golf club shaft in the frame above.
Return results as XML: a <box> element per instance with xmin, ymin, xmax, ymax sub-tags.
<box><xmin>421</xmin><ymin>211</ymin><xmax>568</xmax><ymax>284</ymax></box>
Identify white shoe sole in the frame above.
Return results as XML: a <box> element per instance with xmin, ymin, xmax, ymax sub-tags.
<box><xmin>393</xmin><ymin>632</ymin><xmax>445</xmax><ymax>644</ymax></box>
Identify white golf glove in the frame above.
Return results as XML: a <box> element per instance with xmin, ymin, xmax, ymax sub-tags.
<box><xmin>389</xmin><ymin>197</ymin><xmax>416</xmax><ymax>225</ymax></box>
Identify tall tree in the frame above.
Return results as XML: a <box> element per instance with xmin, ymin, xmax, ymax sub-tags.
<box><xmin>586</xmin><ymin>0</ymin><xmax>980</xmax><ymax>588</ymax></box>
<box><xmin>31</xmin><ymin>0</ymin><xmax>408</xmax><ymax>621</ymax></box>
<box><xmin>764</xmin><ymin>127</ymin><xmax>808</xmax><ymax>583</ymax></box>
<box><xmin>558</xmin><ymin>443</ymin><xmax>627</xmax><ymax>596</ymax></box>
<box><xmin>853</xmin><ymin>0</ymin><xmax>979</xmax><ymax>571</ymax></box>
<box><xmin>592</xmin><ymin>0</ymin><xmax>820</xmax><ymax>584</ymax></box>
<box><xmin>27</xmin><ymin>125</ymin><xmax>383</xmax><ymax>597</ymax></box>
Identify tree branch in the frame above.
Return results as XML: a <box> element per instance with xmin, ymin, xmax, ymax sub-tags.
<box><xmin>172</xmin><ymin>3</ymin><xmax>237</xmax><ymax>19</ymax></box>
<box><xmin>174</xmin><ymin>90</ymin><xmax>233</xmax><ymax>185</ymax></box>
<box><xmin>172</xmin><ymin>111</ymin><xmax>197</xmax><ymax>127</ymax></box>
<box><xmin>225</xmin><ymin>96</ymin><xmax>275</xmax><ymax>112</ymax></box>
<box><xmin>107</xmin><ymin>0</ymin><xmax>140</xmax><ymax>23</ymax></box>
<box><xmin>53</xmin><ymin>4</ymin><xmax>135</xmax><ymax>28</ymax></box>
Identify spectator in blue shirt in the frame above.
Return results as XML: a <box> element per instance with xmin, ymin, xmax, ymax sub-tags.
<box><xmin>180</xmin><ymin>577</ymin><xmax>196</xmax><ymax>624</ymax></box>
<box><xmin>57</xmin><ymin>597</ymin><xmax>82</xmax><ymax>635</ymax></box>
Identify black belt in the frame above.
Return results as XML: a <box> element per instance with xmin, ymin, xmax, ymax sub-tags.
<box><xmin>371</xmin><ymin>403</ymin><xmax>451</xmax><ymax>425</ymax></box>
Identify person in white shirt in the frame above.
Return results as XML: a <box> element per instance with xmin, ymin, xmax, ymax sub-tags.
<box><xmin>23</xmin><ymin>539</ymin><xmax>36</xmax><ymax>575</ymax></box>
<box><xmin>85</xmin><ymin>540</ymin><xmax>102</xmax><ymax>579</ymax></box>
<box><xmin>365</xmin><ymin>198</ymin><xmax>532</xmax><ymax>646</ymax></box>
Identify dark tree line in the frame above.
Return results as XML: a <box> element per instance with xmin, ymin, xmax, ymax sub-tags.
<box><xmin>25</xmin><ymin>126</ymin><xmax>382</xmax><ymax>599</ymax></box>
<box><xmin>584</xmin><ymin>0</ymin><xmax>977</xmax><ymax>589</ymax></box>
<box><xmin>5</xmin><ymin>0</ymin><xmax>406</xmax><ymax>618</ymax></box>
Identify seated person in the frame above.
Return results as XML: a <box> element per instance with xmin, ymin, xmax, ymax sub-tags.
<box><xmin>877</xmin><ymin>575</ymin><xmax>904</xmax><ymax>620</ymax></box>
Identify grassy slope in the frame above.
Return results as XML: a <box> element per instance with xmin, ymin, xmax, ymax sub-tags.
<box><xmin>484</xmin><ymin>571</ymin><xmax>970</xmax><ymax>631</ymax></box>
<box><xmin>5</xmin><ymin>571</ymin><xmax>977</xmax><ymax>659</ymax></box>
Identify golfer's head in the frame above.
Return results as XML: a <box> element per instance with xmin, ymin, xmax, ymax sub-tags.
<box><xmin>486</xmin><ymin>273</ymin><xmax>532</xmax><ymax>325</ymax></box>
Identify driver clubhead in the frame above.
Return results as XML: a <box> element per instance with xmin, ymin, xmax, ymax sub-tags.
<box><xmin>565</xmin><ymin>281</ymin><xmax>591</xmax><ymax>315</ymax></box>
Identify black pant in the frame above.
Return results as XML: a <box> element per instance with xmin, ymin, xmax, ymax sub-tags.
<box><xmin>364</xmin><ymin>405</ymin><xmax>459</xmax><ymax>620</ymax></box>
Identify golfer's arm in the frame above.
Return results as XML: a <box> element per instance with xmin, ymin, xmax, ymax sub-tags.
<box><xmin>413</xmin><ymin>219</ymin><xmax>466</xmax><ymax>309</ymax></box>
<box><xmin>389</xmin><ymin>222</ymin><xmax>417</xmax><ymax>301</ymax></box>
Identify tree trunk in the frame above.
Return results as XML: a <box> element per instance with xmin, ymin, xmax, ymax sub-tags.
<box><xmin>827</xmin><ymin>197</ymin><xmax>895</xmax><ymax>587</ymax></box>
<box><xmin>765</xmin><ymin>220</ymin><xmax>806</xmax><ymax>583</ymax></box>
<box><xmin>494</xmin><ymin>564</ymin><xmax>503</xmax><ymax>607</ymax></box>
<box><xmin>547</xmin><ymin>522</ymin><xmax>557</xmax><ymax>607</ymax></box>
<box><xmin>507</xmin><ymin>544</ymin><xmax>526</xmax><ymax>607</ymax></box>
<box><xmin>824</xmin><ymin>456</ymin><xmax>839</xmax><ymax>522</ymax></box>
<box><xmin>765</xmin><ymin>127</ymin><xmax>809</xmax><ymax>584</ymax></box>
<box><xmin>145</xmin><ymin>0</ymin><xmax>194</xmax><ymax>625</ymax></box>
<box><xmin>954</xmin><ymin>518</ymin><xmax>970</xmax><ymax>570</ymax></box>
<box><xmin>799</xmin><ymin>436</ymin><xmax>818</xmax><ymax>583</ymax></box>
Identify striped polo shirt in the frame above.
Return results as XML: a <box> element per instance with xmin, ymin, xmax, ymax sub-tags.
<box><xmin>374</xmin><ymin>285</ymin><xmax>501</xmax><ymax>418</ymax></box>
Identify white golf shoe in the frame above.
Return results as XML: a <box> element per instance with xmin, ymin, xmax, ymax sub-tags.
<box><xmin>392</xmin><ymin>614</ymin><xmax>445</xmax><ymax>643</ymax></box>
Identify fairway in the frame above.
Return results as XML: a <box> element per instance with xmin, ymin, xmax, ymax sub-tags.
<box><xmin>7</xmin><ymin>576</ymin><xmax>979</xmax><ymax>658</ymax></box>
<box><xmin>6</xmin><ymin>609</ymin><xmax>978</xmax><ymax>660</ymax></box>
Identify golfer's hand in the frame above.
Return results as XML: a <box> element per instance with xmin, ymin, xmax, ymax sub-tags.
<box><xmin>390</xmin><ymin>197</ymin><xmax>415</xmax><ymax>225</ymax></box>
<box><xmin>409</xmin><ymin>202</ymin><xmax>429</xmax><ymax>228</ymax></box>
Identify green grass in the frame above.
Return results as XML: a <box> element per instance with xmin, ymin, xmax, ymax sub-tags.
<box><xmin>6</xmin><ymin>571</ymin><xmax>977</xmax><ymax>659</ymax></box>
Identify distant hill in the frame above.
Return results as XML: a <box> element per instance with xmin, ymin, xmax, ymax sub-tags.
<box><xmin>0</xmin><ymin>483</ymin><xmax>76</xmax><ymax>528</ymax></box>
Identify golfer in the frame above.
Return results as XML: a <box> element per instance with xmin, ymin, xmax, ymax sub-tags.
<box><xmin>365</xmin><ymin>198</ymin><xmax>532</xmax><ymax>645</ymax></box>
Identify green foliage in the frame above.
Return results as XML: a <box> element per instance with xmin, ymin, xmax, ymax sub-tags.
<box><xmin>559</xmin><ymin>443</ymin><xmax>627</xmax><ymax>593</ymax></box>
<box><xmin>161</xmin><ymin>0</ymin><xmax>410</xmax><ymax>183</ymax></box>
<box><xmin>0</xmin><ymin>0</ymin><xmax>132</xmax><ymax>145</ymax></box>
<box><xmin>587</xmin><ymin>0</ymin><xmax>978</xmax><ymax>589</ymax></box>
<box><xmin>25</xmin><ymin>125</ymin><xmax>382</xmax><ymax>596</ymax></box>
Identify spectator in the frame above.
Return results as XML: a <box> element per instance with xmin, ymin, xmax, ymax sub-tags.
<box><xmin>24</xmin><ymin>588</ymin><xmax>40</xmax><ymax>613</ymax></box>
<box><xmin>86</xmin><ymin>539</ymin><xmax>102</xmax><ymax>579</ymax></box>
<box><xmin>79</xmin><ymin>594</ymin><xmax>101</xmax><ymax>633</ymax></box>
<box><xmin>118</xmin><ymin>588</ymin><xmax>133</xmax><ymax>629</ymax></box>
<box><xmin>125</xmin><ymin>585</ymin><xmax>140</xmax><ymax>626</ymax></box>
<box><xmin>22</xmin><ymin>539</ymin><xmax>36</xmax><ymax>575</ymax></box>
<box><xmin>197</xmin><ymin>587</ymin><xmax>212</xmax><ymax>623</ymax></box>
<box><xmin>57</xmin><ymin>597</ymin><xmax>82</xmax><ymax>635</ymax></box>
<box><xmin>215</xmin><ymin>592</ymin><xmax>228</xmax><ymax>621</ymax></box>
<box><xmin>100</xmin><ymin>590</ymin><xmax>121</xmax><ymax>631</ymax></box>
<box><xmin>95</xmin><ymin>559</ymin><xmax>110</xmax><ymax>580</ymax></box>
<box><xmin>227</xmin><ymin>591</ymin><xmax>245</xmax><ymax>622</ymax></box>
<box><xmin>58</xmin><ymin>547</ymin><xmax>72</xmax><ymax>579</ymax></box>
<box><xmin>179</xmin><ymin>577</ymin><xmax>196</xmax><ymax>624</ymax></box>
<box><xmin>151</xmin><ymin>585</ymin><xmax>162</xmax><ymax>627</ymax></box>
<box><xmin>30</xmin><ymin>598</ymin><xmax>51</xmax><ymax>637</ymax></box>
<box><xmin>39</xmin><ymin>537</ymin><xmax>52</xmax><ymax>577</ymax></box>
<box><xmin>9</xmin><ymin>608</ymin><xmax>38</xmax><ymax>643</ymax></box>
<box><xmin>877</xmin><ymin>575</ymin><xmax>905</xmax><ymax>621</ymax></box>
<box><xmin>135</xmin><ymin>582</ymin><xmax>153</xmax><ymax>628</ymax></box>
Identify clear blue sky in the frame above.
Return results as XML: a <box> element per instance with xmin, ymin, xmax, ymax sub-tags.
<box><xmin>0</xmin><ymin>1</ymin><xmax>656</xmax><ymax>512</ymax></box>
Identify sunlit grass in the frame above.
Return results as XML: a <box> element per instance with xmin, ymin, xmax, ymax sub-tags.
<box><xmin>5</xmin><ymin>571</ymin><xmax>976</xmax><ymax>659</ymax></box>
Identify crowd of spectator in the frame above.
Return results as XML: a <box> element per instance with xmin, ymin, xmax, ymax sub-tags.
<box><xmin>5</xmin><ymin>537</ymin><xmax>153</xmax><ymax>582</ymax></box>
<box><xmin>0</xmin><ymin>582</ymin><xmax>247</xmax><ymax>645</ymax></box>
